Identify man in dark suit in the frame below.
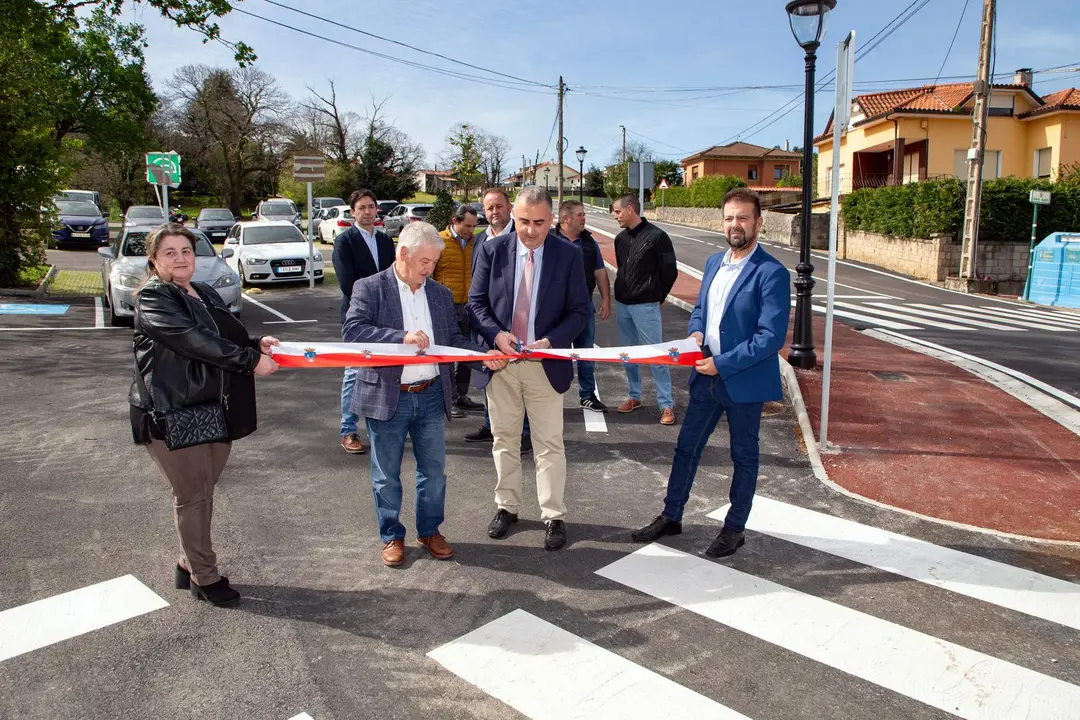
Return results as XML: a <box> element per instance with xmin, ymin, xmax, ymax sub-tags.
<box><xmin>468</xmin><ymin>187</ymin><xmax>591</xmax><ymax>551</ymax></box>
<box><xmin>333</xmin><ymin>189</ymin><xmax>395</xmax><ymax>455</ymax></box>
<box><xmin>631</xmin><ymin>188</ymin><xmax>791</xmax><ymax>558</ymax></box>
<box><xmin>343</xmin><ymin>222</ymin><xmax>506</xmax><ymax>567</ymax></box>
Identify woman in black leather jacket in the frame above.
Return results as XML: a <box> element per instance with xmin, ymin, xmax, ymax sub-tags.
<box><xmin>130</xmin><ymin>223</ymin><xmax>279</xmax><ymax>607</ymax></box>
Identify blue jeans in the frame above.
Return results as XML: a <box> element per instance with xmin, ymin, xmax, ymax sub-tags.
<box><xmin>341</xmin><ymin>367</ymin><xmax>360</xmax><ymax>436</ymax></box>
<box><xmin>572</xmin><ymin>307</ymin><xmax>597</xmax><ymax>399</ymax></box>
<box><xmin>615</xmin><ymin>301</ymin><xmax>673</xmax><ymax>408</ymax></box>
<box><xmin>661</xmin><ymin>374</ymin><xmax>763</xmax><ymax>532</ymax></box>
<box><xmin>365</xmin><ymin>379</ymin><xmax>447</xmax><ymax>542</ymax></box>
<box><xmin>482</xmin><ymin>389</ymin><xmax>529</xmax><ymax>436</ymax></box>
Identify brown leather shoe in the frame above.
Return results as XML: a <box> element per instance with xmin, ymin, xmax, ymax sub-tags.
<box><xmin>617</xmin><ymin>398</ymin><xmax>642</xmax><ymax>413</ymax></box>
<box><xmin>417</xmin><ymin>534</ymin><xmax>455</xmax><ymax>560</ymax></box>
<box><xmin>381</xmin><ymin>539</ymin><xmax>405</xmax><ymax>567</ymax></box>
<box><xmin>660</xmin><ymin>407</ymin><xmax>676</xmax><ymax>425</ymax></box>
<box><xmin>341</xmin><ymin>433</ymin><xmax>366</xmax><ymax>454</ymax></box>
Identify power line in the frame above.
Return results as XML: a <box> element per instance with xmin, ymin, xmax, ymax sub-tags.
<box><xmin>232</xmin><ymin>8</ymin><xmax>555</xmax><ymax>95</ymax></box>
<box><xmin>933</xmin><ymin>0</ymin><xmax>971</xmax><ymax>87</ymax></box>
<box><xmin>260</xmin><ymin>0</ymin><xmax>552</xmax><ymax>88</ymax></box>
<box><xmin>625</xmin><ymin>129</ymin><xmax>694</xmax><ymax>154</ymax></box>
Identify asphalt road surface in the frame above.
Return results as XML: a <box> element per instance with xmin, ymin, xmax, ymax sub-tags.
<box><xmin>585</xmin><ymin>208</ymin><xmax>1080</xmax><ymax>399</ymax></box>
<box><xmin>1</xmin><ymin>282</ymin><xmax>1078</xmax><ymax>719</ymax></box>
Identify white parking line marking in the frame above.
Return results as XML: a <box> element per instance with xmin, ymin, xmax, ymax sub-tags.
<box><xmin>597</xmin><ymin>544</ymin><xmax>1080</xmax><ymax>720</ymax></box>
<box><xmin>241</xmin><ymin>293</ymin><xmax>294</xmax><ymax>322</ymax></box>
<box><xmin>93</xmin><ymin>297</ymin><xmax>104</xmax><ymax>328</ymax></box>
<box><xmin>428</xmin><ymin>609</ymin><xmax>748</xmax><ymax>720</ymax></box>
<box><xmin>0</xmin><ymin>326</ymin><xmax>128</xmax><ymax>332</ymax></box>
<box><xmin>0</xmin><ymin>575</ymin><xmax>168</xmax><ymax>663</ymax></box>
<box><xmin>262</xmin><ymin>319</ymin><xmax>319</xmax><ymax>325</ymax></box>
<box><xmin>709</xmin><ymin>497</ymin><xmax>1080</xmax><ymax>630</ymax></box>
<box><xmin>286</xmin><ymin>714</ymin><xmax>314</xmax><ymax>720</ymax></box>
<box><xmin>803</xmin><ymin>302</ymin><xmax>921</xmax><ymax>331</ymax></box>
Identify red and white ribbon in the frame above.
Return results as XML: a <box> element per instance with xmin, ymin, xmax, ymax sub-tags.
<box><xmin>270</xmin><ymin>337</ymin><xmax>703</xmax><ymax>369</ymax></box>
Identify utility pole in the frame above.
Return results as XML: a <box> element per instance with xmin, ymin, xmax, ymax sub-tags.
<box><xmin>620</xmin><ymin>124</ymin><xmax>626</xmax><ymax>165</ymax></box>
<box><xmin>522</xmin><ymin>153</ymin><xmax>527</xmax><ymax>188</ymax></box>
<box><xmin>557</xmin><ymin>76</ymin><xmax>565</xmax><ymax>207</ymax></box>
<box><xmin>960</xmin><ymin>0</ymin><xmax>995</xmax><ymax>281</ymax></box>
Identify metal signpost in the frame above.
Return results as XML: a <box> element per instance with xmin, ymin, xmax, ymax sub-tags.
<box><xmin>819</xmin><ymin>30</ymin><xmax>855</xmax><ymax>453</ymax></box>
<box><xmin>1024</xmin><ymin>189</ymin><xmax>1051</xmax><ymax>301</ymax></box>
<box><xmin>627</xmin><ymin>161</ymin><xmax>654</xmax><ymax>212</ymax></box>
<box><xmin>658</xmin><ymin>178</ymin><xmax>669</xmax><ymax>211</ymax></box>
<box><xmin>294</xmin><ymin>155</ymin><xmax>326</xmax><ymax>289</ymax></box>
<box><xmin>146</xmin><ymin>152</ymin><xmax>181</xmax><ymax>216</ymax></box>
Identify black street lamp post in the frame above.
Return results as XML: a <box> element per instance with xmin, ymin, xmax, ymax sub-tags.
<box><xmin>576</xmin><ymin>146</ymin><xmax>587</xmax><ymax>203</ymax></box>
<box><xmin>785</xmin><ymin>0</ymin><xmax>835</xmax><ymax>370</ymax></box>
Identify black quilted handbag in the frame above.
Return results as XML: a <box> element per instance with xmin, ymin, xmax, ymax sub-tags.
<box><xmin>161</xmin><ymin>400</ymin><xmax>228</xmax><ymax>451</ymax></box>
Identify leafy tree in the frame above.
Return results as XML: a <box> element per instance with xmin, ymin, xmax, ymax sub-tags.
<box><xmin>654</xmin><ymin>160</ymin><xmax>683</xmax><ymax>187</ymax></box>
<box><xmin>584</xmin><ymin>165</ymin><xmax>605</xmax><ymax>196</ymax></box>
<box><xmin>443</xmin><ymin>122</ymin><xmax>484</xmax><ymax>201</ymax></box>
<box><xmin>425</xmin><ymin>189</ymin><xmax>455</xmax><ymax>232</ymax></box>
<box><xmin>776</xmin><ymin>174</ymin><xmax>802</xmax><ymax>188</ymax></box>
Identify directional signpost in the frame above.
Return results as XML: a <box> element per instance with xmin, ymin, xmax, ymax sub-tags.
<box><xmin>294</xmin><ymin>154</ymin><xmax>326</xmax><ymax>289</ymax></box>
<box><xmin>146</xmin><ymin>152</ymin><xmax>181</xmax><ymax>216</ymax></box>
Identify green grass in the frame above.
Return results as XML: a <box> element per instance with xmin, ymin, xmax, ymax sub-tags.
<box><xmin>50</xmin><ymin>270</ymin><xmax>103</xmax><ymax>297</ymax></box>
<box><xmin>403</xmin><ymin>192</ymin><xmax>438</xmax><ymax>203</ymax></box>
<box><xmin>14</xmin><ymin>264</ymin><xmax>50</xmax><ymax>289</ymax></box>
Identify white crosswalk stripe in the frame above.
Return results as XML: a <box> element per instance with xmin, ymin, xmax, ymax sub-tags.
<box><xmin>832</xmin><ymin>301</ymin><xmax>975</xmax><ymax>330</ymax></box>
<box><xmin>972</xmin><ymin>305</ymin><xmax>1080</xmax><ymax>328</ymax></box>
<box><xmin>862</xmin><ymin>302</ymin><xmax>1027</xmax><ymax>331</ymax></box>
<box><xmin>802</xmin><ymin>301</ymin><xmax>921</xmax><ymax>330</ymax></box>
<box><xmin>805</xmin><ymin>299</ymin><xmax>1080</xmax><ymax>333</ymax></box>
<box><xmin>908</xmin><ymin>303</ymin><xmax>1073</xmax><ymax>332</ymax></box>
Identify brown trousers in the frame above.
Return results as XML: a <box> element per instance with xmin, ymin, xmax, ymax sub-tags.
<box><xmin>146</xmin><ymin>439</ymin><xmax>232</xmax><ymax>586</ymax></box>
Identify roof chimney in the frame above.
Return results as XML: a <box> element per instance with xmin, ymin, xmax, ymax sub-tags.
<box><xmin>785</xmin><ymin>139</ymin><xmax>790</xmax><ymax>151</ymax></box>
<box><xmin>1014</xmin><ymin>68</ymin><xmax>1033</xmax><ymax>87</ymax></box>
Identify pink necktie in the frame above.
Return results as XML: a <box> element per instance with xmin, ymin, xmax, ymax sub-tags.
<box><xmin>511</xmin><ymin>250</ymin><xmax>535</xmax><ymax>342</ymax></box>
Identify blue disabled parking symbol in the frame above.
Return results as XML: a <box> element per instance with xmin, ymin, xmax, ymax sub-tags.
<box><xmin>0</xmin><ymin>303</ymin><xmax>70</xmax><ymax>315</ymax></box>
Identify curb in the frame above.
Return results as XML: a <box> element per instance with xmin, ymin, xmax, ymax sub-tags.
<box><xmin>780</xmin><ymin>357</ymin><xmax>1080</xmax><ymax>548</ymax></box>
<box><xmin>0</xmin><ymin>265</ymin><xmax>58</xmax><ymax>298</ymax></box>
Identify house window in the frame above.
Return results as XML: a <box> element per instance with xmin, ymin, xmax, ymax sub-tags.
<box><xmin>988</xmin><ymin>93</ymin><xmax>1015</xmax><ymax>117</ymax></box>
<box><xmin>903</xmin><ymin>152</ymin><xmax>919</xmax><ymax>184</ymax></box>
<box><xmin>1035</xmin><ymin>147</ymin><xmax>1052</xmax><ymax>178</ymax></box>
<box><xmin>953</xmin><ymin>149</ymin><xmax>1001</xmax><ymax>180</ymax></box>
<box><xmin>774</xmin><ymin>165</ymin><xmax>787</xmax><ymax>181</ymax></box>
<box><xmin>692</xmin><ymin>167</ymin><xmax>700</xmax><ymax>181</ymax></box>
<box><xmin>748</xmin><ymin>165</ymin><xmax>759</xmax><ymax>181</ymax></box>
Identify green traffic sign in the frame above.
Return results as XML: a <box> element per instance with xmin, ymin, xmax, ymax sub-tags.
<box><xmin>146</xmin><ymin>152</ymin><xmax>181</xmax><ymax>186</ymax></box>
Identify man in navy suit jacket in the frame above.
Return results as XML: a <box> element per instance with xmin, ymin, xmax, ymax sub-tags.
<box><xmin>467</xmin><ymin>187</ymin><xmax>591</xmax><ymax>551</ymax></box>
<box><xmin>343</xmin><ymin>222</ymin><xmax>506</xmax><ymax>567</ymax></box>
<box><xmin>333</xmin><ymin>189</ymin><xmax>395</xmax><ymax>456</ymax></box>
<box><xmin>631</xmin><ymin>188</ymin><xmax>791</xmax><ymax>558</ymax></box>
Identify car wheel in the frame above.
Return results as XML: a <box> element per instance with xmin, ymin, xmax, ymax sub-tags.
<box><xmin>240</xmin><ymin>266</ymin><xmax>251</xmax><ymax>288</ymax></box>
<box><xmin>107</xmin><ymin>287</ymin><xmax>127</xmax><ymax>327</ymax></box>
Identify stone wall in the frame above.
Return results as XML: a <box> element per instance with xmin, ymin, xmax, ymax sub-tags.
<box><xmin>653</xmin><ymin>207</ymin><xmax>830</xmax><ymax>250</ymax></box>
<box><xmin>653</xmin><ymin>206</ymin><xmax>725</xmax><ymax>232</ymax></box>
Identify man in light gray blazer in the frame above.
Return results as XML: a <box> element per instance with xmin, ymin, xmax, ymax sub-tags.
<box><xmin>343</xmin><ymin>222</ymin><xmax>507</xmax><ymax>567</ymax></box>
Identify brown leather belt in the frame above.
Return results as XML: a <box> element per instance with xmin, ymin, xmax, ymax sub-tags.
<box><xmin>400</xmin><ymin>377</ymin><xmax>437</xmax><ymax>393</ymax></box>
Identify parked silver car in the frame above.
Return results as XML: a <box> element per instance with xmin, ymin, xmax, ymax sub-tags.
<box><xmin>193</xmin><ymin>207</ymin><xmax>238</xmax><ymax>241</ymax></box>
<box><xmin>381</xmin><ymin>203</ymin><xmax>432</xmax><ymax>238</ymax></box>
<box><xmin>98</xmin><ymin>228</ymin><xmax>241</xmax><ymax>326</ymax></box>
<box><xmin>121</xmin><ymin>205</ymin><xmax>167</xmax><ymax>234</ymax></box>
<box><xmin>254</xmin><ymin>199</ymin><xmax>302</xmax><ymax>228</ymax></box>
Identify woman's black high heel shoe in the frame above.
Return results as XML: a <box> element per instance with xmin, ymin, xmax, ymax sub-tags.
<box><xmin>175</xmin><ymin>564</ymin><xmax>229</xmax><ymax>590</ymax></box>
<box><xmin>189</xmin><ymin>577</ymin><xmax>241</xmax><ymax>607</ymax></box>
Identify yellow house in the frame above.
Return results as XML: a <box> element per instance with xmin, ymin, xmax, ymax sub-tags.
<box><xmin>815</xmin><ymin>70</ymin><xmax>1080</xmax><ymax>196</ymax></box>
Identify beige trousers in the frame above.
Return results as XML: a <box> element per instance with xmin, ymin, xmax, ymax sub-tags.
<box><xmin>146</xmin><ymin>439</ymin><xmax>232</xmax><ymax>586</ymax></box>
<box><xmin>486</xmin><ymin>360</ymin><xmax>567</xmax><ymax>521</ymax></box>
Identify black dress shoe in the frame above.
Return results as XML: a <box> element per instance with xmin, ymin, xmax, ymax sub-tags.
<box><xmin>455</xmin><ymin>395</ymin><xmax>485</xmax><ymax>411</ymax></box>
<box><xmin>450</xmin><ymin>406</ymin><xmax>466</xmax><ymax>418</ymax></box>
<box><xmin>465</xmin><ymin>425</ymin><xmax>494</xmax><ymax>442</ymax></box>
<box><xmin>487</xmin><ymin>508</ymin><xmax>518</xmax><ymax>538</ymax></box>
<box><xmin>631</xmin><ymin>516</ymin><xmax>683</xmax><ymax>543</ymax></box>
<box><xmin>190</xmin><ymin>577</ymin><xmax>241</xmax><ymax>607</ymax></box>
<box><xmin>544</xmin><ymin>519</ymin><xmax>567</xmax><ymax>550</ymax></box>
<box><xmin>174</xmin><ymin>563</ymin><xmax>227</xmax><ymax>590</ymax></box>
<box><xmin>520</xmin><ymin>435</ymin><xmax>532</xmax><ymax>455</ymax></box>
<box><xmin>705</xmin><ymin>528</ymin><xmax>745</xmax><ymax>558</ymax></box>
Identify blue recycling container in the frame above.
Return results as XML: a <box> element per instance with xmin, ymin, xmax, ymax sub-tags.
<box><xmin>1028</xmin><ymin>232</ymin><xmax>1080</xmax><ymax>309</ymax></box>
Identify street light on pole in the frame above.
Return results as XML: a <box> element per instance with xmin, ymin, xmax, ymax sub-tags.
<box><xmin>785</xmin><ymin>0</ymin><xmax>835</xmax><ymax>370</ymax></box>
<box><xmin>576</xmin><ymin>146</ymin><xmax>587</xmax><ymax>203</ymax></box>
<box><xmin>544</xmin><ymin>167</ymin><xmax>550</xmax><ymax>190</ymax></box>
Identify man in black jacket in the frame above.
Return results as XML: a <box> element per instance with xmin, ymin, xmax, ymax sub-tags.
<box><xmin>611</xmin><ymin>193</ymin><xmax>679</xmax><ymax>425</ymax></box>
<box><xmin>332</xmin><ymin>189</ymin><xmax>395</xmax><ymax>454</ymax></box>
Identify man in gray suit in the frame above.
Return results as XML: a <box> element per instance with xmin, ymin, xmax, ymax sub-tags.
<box><xmin>343</xmin><ymin>222</ymin><xmax>507</xmax><ymax>567</ymax></box>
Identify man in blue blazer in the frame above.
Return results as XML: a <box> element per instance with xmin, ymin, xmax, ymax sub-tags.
<box><xmin>468</xmin><ymin>187</ymin><xmax>591</xmax><ymax>551</ymax></box>
<box><xmin>343</xmin><ymin>222</ymin><xmax>506</xmax><ymax>567</ymax></box>
<box><xmin>631</xmin><ymin>188</ymin><xmax>791</xmax><ymax>558</ymax></box>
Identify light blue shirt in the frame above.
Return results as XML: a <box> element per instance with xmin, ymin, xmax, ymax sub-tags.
<box><xmin>512</xmin><ymin>238</ymin><xmax>544</xmax><ymax>345</ymax></box>
<box><xmin>705</xmin><ymin>245</ymin><xmax>755</xmax><ymax>353</ymax></box>
<box><xmin>356</xmin><ymin>224</ymin><xmax>379</xmax><ymax>266</ymax></box>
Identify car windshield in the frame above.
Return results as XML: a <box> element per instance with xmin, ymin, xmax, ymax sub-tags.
<box><xmin>411</xmin><ymin>206</ymin><xmax>432</xmax><ymax>217</ymax></box>
<box><xmin>243</xmin><ymin>225</ymin><xmax>305</xmax><ymax>244</ymax></box>
<box><xmin>199</xmin><ymin>209</ymin><xmax>234</xmax><ymax>220</ymax></box>
<box><xmin>379</xmin><ymin>201</ymin><xmax>398</xmax><ymax>210</ymax></box>
<box><xmin>128</xmin><ymin>207</ymin><xmax>165</xmax><ymax>219</ymax></box>
<box><xmin>318</xmin><ymin>197</ymin><xmax>345</xmax><ymax>206</ymax></box>
<box><xmin>56</xmin><ymin>202</ymin><xmax>101</xmax><ymax>216</ymax></box>
<box><xmin>122</xmin><ymin>233</ymin><xmax>216</xmax><ymax>257</ymax></box>
<box><xmin>261</xmin><ymin>202</ymin><xmax>295</xmax><ymax>215</ymax></box>
<box><xmin>57</xmin><ymin>191</ymin><xmax>94</xmax><ymax>203</ymax></box>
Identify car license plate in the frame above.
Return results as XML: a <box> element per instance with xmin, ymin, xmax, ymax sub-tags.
<box><xmin>276</xmin><ymin>265</ymin><xmax>303</xmax><ymax>273</ymax></box>
<box><xmin>71</xmin><ymin>232</ymin><xmax>91</xmax><ymax>238</ymax></box>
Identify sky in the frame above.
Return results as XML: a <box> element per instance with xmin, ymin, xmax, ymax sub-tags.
<box><xmin>122</xmin><ymin>0</ymin><xmax>1080</xmax><ymax>175</ymax></box>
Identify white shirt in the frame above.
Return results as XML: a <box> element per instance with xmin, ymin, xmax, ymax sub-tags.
<box><xmin>704</xmin><ymin>247</ymin><xmax>754</xmax><ymax>354</ymax></box>
<box><xmin>485</xmin><ymin>218</ymin><xmax>513</xmax><ymax>240</ymax></box>
<box><xmin>512</xmin><ymin>238</ymin><xmax>544</xmax><ymax>345</ymax></box>
<box><xmin>394</xmin><ymin>269</ymin><xmax>439</xmax><ymax>384</ymax></box>
<box><xmin>356</xmin><ymin>224</ymin><xmax>379</xmax><ymax>266</ymax></box>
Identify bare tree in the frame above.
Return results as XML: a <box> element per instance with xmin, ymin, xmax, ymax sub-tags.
<box><xmin>165</xmin><ymin>64</ymin><xmax>292</xmax><ymax>213</ymax></box>
<box><xmin>301</xmin><ymin>80</ymin><xmax>364</xmax><ymax>162</ymax></box>
<box><xmin>608</xmin><ymin>138</ymin><xmax>654</xmax><ymax>165</ymax></box>
<box><xmin>479</xmin><ymin>130</ymin><xmax>510</xmax><ymax>187</ymax></box>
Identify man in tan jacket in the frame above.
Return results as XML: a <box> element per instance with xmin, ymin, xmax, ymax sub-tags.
<box><xmin>433</xmin><ymin>204</ymin><xmax>481</xmax><ymax>417</ymax></box>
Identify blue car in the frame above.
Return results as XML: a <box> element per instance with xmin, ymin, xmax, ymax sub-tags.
<box><xmin>53</xmin><ymin>200</ymin><xmax>109</xmax><ymax>248</ymax></box>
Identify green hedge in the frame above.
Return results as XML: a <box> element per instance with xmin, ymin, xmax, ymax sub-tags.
<box><xmin>661</xmin><ymin>175</ymin><xmax>747</xmax><ymax>208</ymax></box>
<box><xmin>842</xmin><ymin>173</ymin><xmax>1080</xmax><ymax>241</ymax></box>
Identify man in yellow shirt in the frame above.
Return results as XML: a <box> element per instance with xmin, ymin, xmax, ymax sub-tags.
<box><xmin>434</xmin><ymin>204</ymin><xmax>481</xmax><ymax>417</ymax></box>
